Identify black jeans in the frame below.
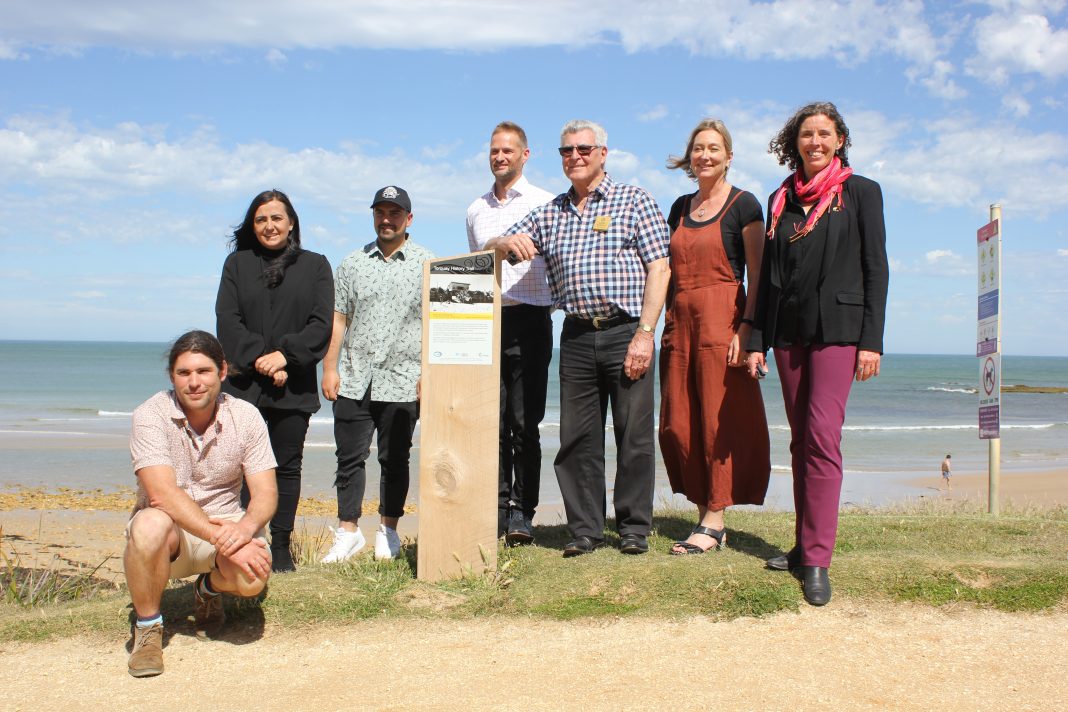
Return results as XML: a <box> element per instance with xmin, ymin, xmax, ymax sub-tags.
<box><xmin>240</xmin><ymin>407</ymin><xmax>312</xmax><ymax>549</ymax></box>
<box><xmin>555</xmin><ymin>318</ymin><xmax>655</xmax><ymax>539</ymax></box>
<box><xmin>333</xmin><ymin>389</ymin><xmax>418</xmax><ymax>521</ymax></box>
<box><xmin>499</xmin><ymin>304</ymin><xmax>553</xmax><ymax>518</ymax></box>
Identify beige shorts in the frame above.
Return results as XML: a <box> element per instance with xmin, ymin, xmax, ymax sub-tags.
<box><xmin>126</xmin><ymin>511</ymin><xmax>268</xmax><ymax>579</ymax></box>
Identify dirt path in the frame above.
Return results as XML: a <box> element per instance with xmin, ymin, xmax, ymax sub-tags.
<box><xmin>3</xmin><ymin>505</ymin><xmax>1067</xmax><ymax>710</ymax></box>
<box><xmin>3</xmin><ymin>604</ymin><xmax>1065</xmax><ymax>711</ymax></box>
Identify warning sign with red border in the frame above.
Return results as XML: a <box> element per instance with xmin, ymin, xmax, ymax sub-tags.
<box><xmin>979</xmin><ymin>353</ymin><xmax>1000</xmax><ymax>439</ymax></box>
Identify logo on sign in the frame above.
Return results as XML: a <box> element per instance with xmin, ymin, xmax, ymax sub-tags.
<box><xmin>983</xmin><ymin>357</ymin><xmax>996</xmax><ymax>396</ymax></box>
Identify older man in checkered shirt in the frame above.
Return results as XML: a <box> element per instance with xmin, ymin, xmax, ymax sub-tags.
<box><xmin>466</xmin><ymin>121</ymin><xmax>555</xmax><ymax>545</ymax></box>
<box><xmin>489</xmin><ymin>119</ymin><xmax>671</xmax><ymax>558</ymax></box>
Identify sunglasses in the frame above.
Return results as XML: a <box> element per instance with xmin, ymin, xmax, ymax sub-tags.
<box><xmin>557</xmin><ymin>144</ymin><xmax>601</xmax><ymax>157</ymax></box>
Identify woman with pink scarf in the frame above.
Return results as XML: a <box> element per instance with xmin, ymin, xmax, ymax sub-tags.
<box><xmin>745</xmin><ymin>102</ymin><xmax>889</xmax><ymax>606</ymax></box>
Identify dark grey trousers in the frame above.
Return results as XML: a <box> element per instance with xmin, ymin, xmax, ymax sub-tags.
<box><xmin>555</xmin><ymin>318</ymin><xmax>655</xmax><ymax>540</ymax></box>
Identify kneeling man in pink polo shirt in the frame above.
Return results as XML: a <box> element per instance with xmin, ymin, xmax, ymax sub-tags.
<box><xmin>124</xmin><ymin>330</ymin><xmax>277</xmax><ymax>677</ymax></box>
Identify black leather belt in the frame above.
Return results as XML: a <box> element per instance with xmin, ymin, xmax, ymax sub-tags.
<box><xmin>566</xmin><ymin>313</ymin><xmax>638</xmax><ymax>330</ymax></box>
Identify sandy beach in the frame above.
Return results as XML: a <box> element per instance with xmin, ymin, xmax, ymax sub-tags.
<box><xmin>904</xmin><ymin>467</ymin><xmax>1068</xmax><ymax>507</ymax></box>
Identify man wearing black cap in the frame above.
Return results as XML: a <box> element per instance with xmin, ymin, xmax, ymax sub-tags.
<box><xmin>320</xmin><ymin>186</ymin><xmax>434</xmax><ymax>563</ymax></box>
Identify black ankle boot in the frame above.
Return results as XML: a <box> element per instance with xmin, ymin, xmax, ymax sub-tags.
<box><xmin>799</xmin><ymin>566</ymin><xmax>831</xmax><ymax>606</ymax></box>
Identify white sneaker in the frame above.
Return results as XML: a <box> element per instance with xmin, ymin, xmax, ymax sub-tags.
<box><xmin>374</xmin><ymin>524</ymin><xmax>401</xmax><ymax>560</ymax></box>
<box><xmin>321</xmin><ymin>527</ymin><xmax>365</xmax><ymax>563</ymax></box>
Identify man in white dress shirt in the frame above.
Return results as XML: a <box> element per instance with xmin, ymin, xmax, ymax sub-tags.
<box><xmin>466</xmin><ymin>121</ymin><xmax>555</xmax><ymax>544</ymax></box>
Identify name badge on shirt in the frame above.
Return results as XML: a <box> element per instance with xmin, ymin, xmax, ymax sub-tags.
<box><xmin>593</xmin><ymin>215</ymin><xmax>612</xmax><ymax>232</ymax></box>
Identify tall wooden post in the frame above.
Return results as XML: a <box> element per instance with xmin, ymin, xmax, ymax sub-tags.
<box><xmin>417</xmin><ymin>251</ymin><xmax>501</xmax><ymax>581</ymax></box>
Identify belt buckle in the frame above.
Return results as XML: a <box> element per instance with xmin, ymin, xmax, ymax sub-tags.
<box><xmin>591</xmin><ymin>315</ymin><xmax>606</xmax><ymax>329</ymax></box>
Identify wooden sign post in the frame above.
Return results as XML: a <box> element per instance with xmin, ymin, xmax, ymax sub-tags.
<box><xmin>417</xmin><ymin>250</ymin><xmax>501</xmax><ymax>581</ymax></box>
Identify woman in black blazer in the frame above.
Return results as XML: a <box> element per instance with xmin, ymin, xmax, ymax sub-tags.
<box><xmin>746</xmin><ymin>102</ymin><xmax>889</xmax><ymax>606</ymax></box>
<box><xmin>216</xmin><ymin>190</ymin><xmax>334</xmax><ymax>572</ymax></box>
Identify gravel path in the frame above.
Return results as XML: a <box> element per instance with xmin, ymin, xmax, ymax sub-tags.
<box><xmin>3</xmin><ymin>603</ymin><xmax>1066</xmax><ymax>711</ymax></box>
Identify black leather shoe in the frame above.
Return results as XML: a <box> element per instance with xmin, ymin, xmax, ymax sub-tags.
<box><xmin>505</xmin><ymin>510</ymin><xmax>534</xmax><ymax>546</ymax></box>
<box><xmin>766</xmin><ymin>547</ymin><xmax>801</xmax><ymax>571</ymax></box>
<box><xmin>799</xmin><ymin>566</ymin><xmax>832</xmax><ymax>606</ymax></box>
<box><xmin>563</xmin><ymin>536</ymin><xmax>603</xmax><ymax>557</ymax></box>
<box><xmin>497</xmin><ymin>508</ymin><xmax>509</xmax><ymax>539</ymax></box>
<box><xmin>619</xmin><ymin>533</ymin><xmax>649</xmax><ymax>555</ymax></box>
<box><xmin>271</xmin><ymin>544</ymin><xmax>296</xmax><ymax>573</ymax></box>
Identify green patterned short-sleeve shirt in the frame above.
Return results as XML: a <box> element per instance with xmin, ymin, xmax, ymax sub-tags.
<box><xmin>334</xmin><ymin>237</ymin><xmax>434</xmax><ymax>402</ymax></box>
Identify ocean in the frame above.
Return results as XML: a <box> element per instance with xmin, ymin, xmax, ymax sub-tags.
<box><xmin>1</xmin><ymin>341</ymin><xmax>1065</xmax><ymax>509</ymax></box>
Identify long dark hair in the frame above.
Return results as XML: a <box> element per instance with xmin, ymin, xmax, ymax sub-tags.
<box><xmin>229</xmin><ymin>189</ymin><xmax>303</xmax><ymax>288</ymax></box>
<box><xmin>768</xmin><ymin>101</ymin><xmax>852</xmax><ymax>172</ymax></box>
<box><xmin>167</xmin><ymin>330</ymin><xmax>226</xmax><ymax>373</ymax></box>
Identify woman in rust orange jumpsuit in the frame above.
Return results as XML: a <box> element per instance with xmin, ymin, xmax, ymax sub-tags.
<box><xmin>659</xmin><ymin>118</ymin><xmax>771</xmax><ymax>555</ymax></box>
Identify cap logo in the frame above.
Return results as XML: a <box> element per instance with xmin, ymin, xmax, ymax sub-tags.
<box><xmin>382</xmin><ymin>186</ymin><xmax>399</xmax><ymax>199</ymax></box>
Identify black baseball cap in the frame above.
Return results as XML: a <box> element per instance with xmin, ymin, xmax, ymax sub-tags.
<box><xmin>370</xmin><ymin>185</ymin><xmax>411</xmax><ymax>212</ymax></box>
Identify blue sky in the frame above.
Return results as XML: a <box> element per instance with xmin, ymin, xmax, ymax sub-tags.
<box><xmin>1</xmin><ymin>1</ymin><xmax>1066</xmax><ymax>355</ymax></box>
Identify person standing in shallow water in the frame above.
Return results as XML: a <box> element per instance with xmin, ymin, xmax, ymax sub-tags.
<box><xmin>216</xmin><ymin>189</ymin><xmax>333</xmax><ymax>573</ymax></box>
<box><xmin>746</xmin><ymin>102</ymin><xmax>889</xmax><ymax>607</ymax></box>
<box><xmin>658</xmin><ymin>118</ymin><xmax>771</xmax><ymax>556</ymax></box>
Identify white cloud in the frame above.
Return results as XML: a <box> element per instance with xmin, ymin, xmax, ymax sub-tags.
<box><xmin>637</xmin><ymin>105</ymin><xmax>668</xmax><ymax>123</ymax></box>
<box><xmin>70</xmin><ymin>290</ymin><xmax>106</xmax><ymax>299</ymax></box>
<box><xmin>908</xmin><ymin>59</ymin><xmax>967</xmax><ymax>100</ymax></box>
<box><xmin>967</xmin><ymin>10</ymin><xmax>1068</xmax><ymax>83</ymax></box>
<box><xmin>0</xmin><ymin>1</ymin><xmax>964</xmax><ymax>98</ymax></box>
<box><xmin>421</xmin><ymin>141</ymin><xmax>462</xmax><ymax>160</ymax></box>
<box><xmin>4</xmin><ymin>101</ymin><xmax>1068</xmax><ymax>262</ymax></box>
<box><xmin>0</xmin><ymin>39</ymin><xmax>26</xmax><ymax>60</ymax></box>
<box><xmin>887</xmin><ymin>249</ymin><xmax>972</xmax><ymax>277</ymax></box>
<box><xmin>1058</xmin><ymin>248</ymin><xmax>1068</xmax><ymax>256</ymax></box>
<box><xmin>0</xmin><ymin>114</ymin><xmax>483</xmax><ymax>221</ymax></box>
<box><xmin>1002</xmin><ymin>94</ymin><xmax>1032</xmax><ymax>117</ymax></box>
<box><xmin>694</xmin><ymin>101</ymin><xmax>1068</xmax><ymax>216</ymax></box>
<box><xmin>265</xmin><ymin>48</ymin><xmax>287</xmax><ymax>67</ymax></box>
<box><xmin>846</xmin><ymin>112</ymin><xmax>1068</xmax><ymax>214</ymax></box>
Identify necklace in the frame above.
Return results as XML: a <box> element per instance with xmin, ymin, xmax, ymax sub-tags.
<box><xmin>692</xmin><ymin>186</ymin><xmax>729</xmax><ymax>220</ymax></box>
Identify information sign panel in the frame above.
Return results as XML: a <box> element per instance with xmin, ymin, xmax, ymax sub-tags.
<box><xmin>976</xmin><ymin>219</ymin><xmax>1000</xmax><ymax>357</ymax></box>
<box><xmin>979</xmin><ymin>353</ymin><xmax>1001</xmax><ymax>439</ymax></box>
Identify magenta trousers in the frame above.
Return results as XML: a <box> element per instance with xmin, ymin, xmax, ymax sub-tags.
<box><xmin>774</xmin><ymin>344</ymin><xmax>857</xmax><ymax>568</ymax></box>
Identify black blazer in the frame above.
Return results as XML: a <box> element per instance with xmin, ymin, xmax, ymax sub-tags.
<box><xmin>747</xmin><ymin>174</ymin><xmax>889</xmax><ymax>354</ymax></box>
<box><xmin>215</xmin><ymin>248</ymin><xmax>334</xmax><ymax>413</ymax></box>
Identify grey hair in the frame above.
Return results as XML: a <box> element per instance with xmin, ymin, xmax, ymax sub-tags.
<box><xmin>560</xmin><ymin>119</ymin><xmax>607</xmax><ymax>147</ymax></box>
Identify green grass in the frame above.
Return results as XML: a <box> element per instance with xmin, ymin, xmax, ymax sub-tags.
<box><xmin>2</xmin><ymin>501</ymin><xmax>1066</xmax><ymax>642</ymax></box>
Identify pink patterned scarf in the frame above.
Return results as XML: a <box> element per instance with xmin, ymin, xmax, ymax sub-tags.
<box><xmin>767</xmin><ymin>157</ymin><xmax>853</xmax><ymax>241</ymax></box>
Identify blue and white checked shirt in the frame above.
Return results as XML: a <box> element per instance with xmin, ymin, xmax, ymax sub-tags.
<box><xmin>503</xmin><ymin>174</ymin><xmax>670</xmax><ymax>319</ymax></box>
